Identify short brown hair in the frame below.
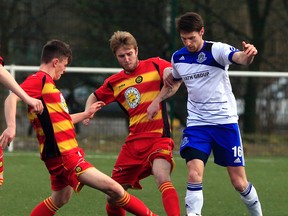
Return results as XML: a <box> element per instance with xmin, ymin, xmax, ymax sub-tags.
<box><xmin>41</xmin><ymin>40</ymin><xmax>72</xmax><ymax>65</ymax></box>
<box><xmin>176</xmin><ymin>12</ymin><xmax>204</xmax><ymax>33</ymax></box>
<box><xmin>109</xmin><ymin>31</ymin><xmax>137</xmax><ymax>54</ymax></box>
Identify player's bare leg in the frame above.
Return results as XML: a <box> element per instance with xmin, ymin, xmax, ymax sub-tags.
<box><xmin>80</xmin><ymin>167</ymin><xmax>157</xmax><ymax>216</ymax></box>
<box><xmin>153</xmin><ymin>158</ymin><xmax>181</xmax><ymax>216</ymax></box>
<box><xmin>106</xmin><ymin>184</ymin><xmax>130</xmax><ymax>216</ymax></box>
<box><xmin>30</xmin><ymin>186</ymin><xmax>73</xmax><ymax>215</ymax></box>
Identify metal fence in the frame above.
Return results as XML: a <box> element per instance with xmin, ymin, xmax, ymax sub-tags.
<box><xmin>3</xmin><ymin>65</ymin><xmax>288</xmax><ymax>156</ymax></box>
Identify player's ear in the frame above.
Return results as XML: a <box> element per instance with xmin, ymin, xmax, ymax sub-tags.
<box><xmin>52</xmin><ymin>58</ymin><xmax>59</xmax><ymax>67</ymax></box>
<box><xmin>200</xmin><ymin>27</ymin><xmax>204</xmax><ymax>36</ymax></box>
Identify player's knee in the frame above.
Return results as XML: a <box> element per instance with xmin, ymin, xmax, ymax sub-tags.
<box><xmin>51</xmin><ymin>188</ymin><xmax>73</xmax><ymax>208</ymax></box>
<box><xmin>52</xmin><ymin>196</ymin><xmax>70</xmax><ymax>208</ymax></box>
<box><xmin>231</xmin><ymin>179</ymin><xmax>248</xmax><ymax>192</ymax></box>
<box><xmin>188</xmin><ymin>169</ymin><xmax>203</xmax><ymax>182</ymax></box>
<box><xmin>154</xmin><ymin>172</ymin><xmax>171</xmax><ymax>186</ymax></box>
<box><xmin>58</xmin><ymin>198</ymin><xmax>69</xmax><ymax>207</ymax></box>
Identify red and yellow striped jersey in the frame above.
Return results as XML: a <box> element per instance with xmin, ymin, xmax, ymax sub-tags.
<box><xmin>95</xmin><ymin>57</ymin><xmax>172</xmax><ymax>141</ymax></box>
<box><xmin>21</xmin><ymin>71</ymin><xmax>77</xmax><ymax>160</ymax></box>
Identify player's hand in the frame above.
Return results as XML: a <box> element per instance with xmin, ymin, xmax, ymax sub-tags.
<box><xmin>147</xmin><ymin>100</ymin><xmax>159</xmax><ymax>120</ymax></box>
<box><xmin>85</xmin><ymin>101</ymin><xmax>105</xmax><ymax>120</ymax></box>
<box><xmin>27</xmin><ymin>98</ymin><xmax>44</xmax><ymax>115</ymax></box>
<box><xmin>82</xmin><ymin>101</ymin><xmax>105</xmax><ymax>126</ymax></box>
<box><xmin>83</xmin><ymin>118</ymin><xmax>91</xmax><ymax>126</ymax></box>
<box><xmin>0</xmin><ymin>127</ymin><xmax>16</xmax><ymax>149</ymax></box>
<box><xmin>242</xmin><ymin>41</ymin><xmax>257</xmax><ymax>57</ymax></box>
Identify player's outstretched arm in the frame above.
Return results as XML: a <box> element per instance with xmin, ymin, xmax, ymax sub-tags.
<box><xmin>232</xmin><ymin>41</ymin><xmax>258</xmax><ymax>65</ymax></box>
<box><xmin>147</xmin><ymin>85</ymin><xmax>173</xmax><ymax>120</ymax></box>
<box><xmin>0</xmin><ymin>93</ymin><xmax>20</xmax><ymax>149</ymax></box>
<box><xmin>0</xmin><ymin>64</ymin><xmax>27</xmax><ymax>99</ymax></box>
<box><xmin>0</xmin><ymin>62</ymin><xmax>43</xmax><ymax>114</ymax></box>
<box><xmin>147</xmin><ymin>67</ymin><xmax>182</xmax><ymax>120</ymax></box>
<box><xmin>71</xmin><ymin>101</ymin><xmax>105</xmax><ymax>124</ymax></box>
<box><xmin>82</xmin><ymin>93</ymin><xmax>99</xmax><ymax>126</ymax></box>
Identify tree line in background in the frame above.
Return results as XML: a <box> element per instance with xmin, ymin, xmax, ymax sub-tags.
<box><xmin>0</xmin><ymin>0</ymin><xmax>288</xmax><ymax>134</ymax></box>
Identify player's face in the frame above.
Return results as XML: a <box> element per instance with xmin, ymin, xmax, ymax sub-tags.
<box><xmin>115</xmin><ymin>46</ymin><xmax>139</xmax><ymax>73</ymax></box>
<box><xmin>54</xmin><ymin>57</ymin><xmax>69</xmax><ymax>80</ymax></box>
<box><xmin>180</xmin><ymin>28</ymin><xmax>204</xmax><ymax>53</ymax></box>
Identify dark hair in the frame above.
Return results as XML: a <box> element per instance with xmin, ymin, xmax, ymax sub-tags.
<box><xmin>176</xmin><ymin>12</ymin><xmax>204</xmax><ymax>33</ymax></box>
<box><xmin>109</xmin><ymin>31</ymin><xmax>137</xmax><ymax>55</ymax></box>
<box><xmin>41</xmin><ymin>40</ymin><xmax>72</xmax><ymax>65</ymax></box>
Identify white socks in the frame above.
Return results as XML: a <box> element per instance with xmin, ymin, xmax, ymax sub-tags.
<box><xmin>185</xmin><ymin>182</ymin><xmax>262</xmax><ymax>216</ymax></box>
<box><xmin>185</xmin><ymin>183</ymin><xmax>203</xmax><ymax>215</ymax></box>
<box><xmin>240</xmin><ymin>182</ymin><xmax>263</xmax><ymax>216</ymax></box>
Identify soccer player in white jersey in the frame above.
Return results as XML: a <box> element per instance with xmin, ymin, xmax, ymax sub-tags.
<box><xmin>148</xmin><ymin>12</ymin><xmax>263</xmax><ymax>216</ymax></box>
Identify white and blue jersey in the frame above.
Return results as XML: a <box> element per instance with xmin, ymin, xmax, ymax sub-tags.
<box><xmin>172</xmin><ymin>41</ymin><xmax>239</xmax><ymax>126</ymax></box>
<box><xmin>172</xmin><ymin>41</ymin><xmax>245</xmax><ymax>166</ymax></box>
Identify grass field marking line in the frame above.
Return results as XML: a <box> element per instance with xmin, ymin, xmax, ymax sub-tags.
<box><xmin>84</xmin><ymin>154</ymin><xmax>118</xmax><ymax>159</ymax></box>
<box><xmin>245</xmin><ymin>158</ymin><xmax>274</xmax><ymax>163</ymax></box>
<box><xmin>5</xmin><ymin>152</ymin><xmax>39</xmax><ymax>157</ymax></box>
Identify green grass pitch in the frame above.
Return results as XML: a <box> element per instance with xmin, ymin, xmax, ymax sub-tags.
<box><xmin>0</xmin><ymin>152</ymin><xmax>287</xmax><ymax>215</ymax></box>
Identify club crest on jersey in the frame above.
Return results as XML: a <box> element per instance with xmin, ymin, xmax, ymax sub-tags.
<box><xmin>135</xmin><ymin>76</ymin><xmax>143</xmax><ymax>84</ymax></box>
<box><xmin>124</xmin><ymin>87</ymin><xmax>141</xmax><ymax>108</ymax></box>
<box><xmin>197</xmin><ymin>52</ymin><xmax>207</xmax><ymax>63</ymax></box>
<box><xmin>60</xmin><ymin>93</ymin><xmax>69</xmax><ymax>113</ymax></box>
<box><xmin>75</xmin><ymin>166</ymin><xmax>82</xmax><ymax>173</ymax></box>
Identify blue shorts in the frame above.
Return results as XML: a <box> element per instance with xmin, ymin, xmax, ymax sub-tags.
<box><xmin>179</xmin><ymin>123</ymin><xmax>245</xmax><ymax>167</ymax></box>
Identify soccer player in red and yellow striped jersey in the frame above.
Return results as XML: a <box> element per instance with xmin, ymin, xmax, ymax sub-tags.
<box><xmin>0</xmin><ymin>40</ymin><xmax>156</xmax><ymax>216</ymax></box>
<box><xmin>85</xmin><ymin>31</ymin><xmax>182</xmax><ymax>216</ymax></box>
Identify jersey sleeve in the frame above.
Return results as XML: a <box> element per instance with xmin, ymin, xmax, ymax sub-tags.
<box><xmin>212</xmin><ymin>42</ymin><xmax>240</xmax><ymax>66</ymax></box>
<box><xmin>171</xmin><ymin>54</ymin><xmax>182</xmax><ymax>80</ymax></box>
<box><xmin>155</xmin><ymin>57</ymin><xmax>172</xmax><ymax>79</ymax></box>
<box><xmin>20</xmin><ymin>73</ymin><xmax>43</xmax><ymax>99</ymax></box>
<box><xmin>94</xmin><ymin>78</ymin><xmax>116</xmax><ymax>105</ymax></box>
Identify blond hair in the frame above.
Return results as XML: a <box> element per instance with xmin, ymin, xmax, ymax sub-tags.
<box><xmin>109</xmin><ymin>31</ymin><xmax>138</xmax><ymax>54</ymax></box>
